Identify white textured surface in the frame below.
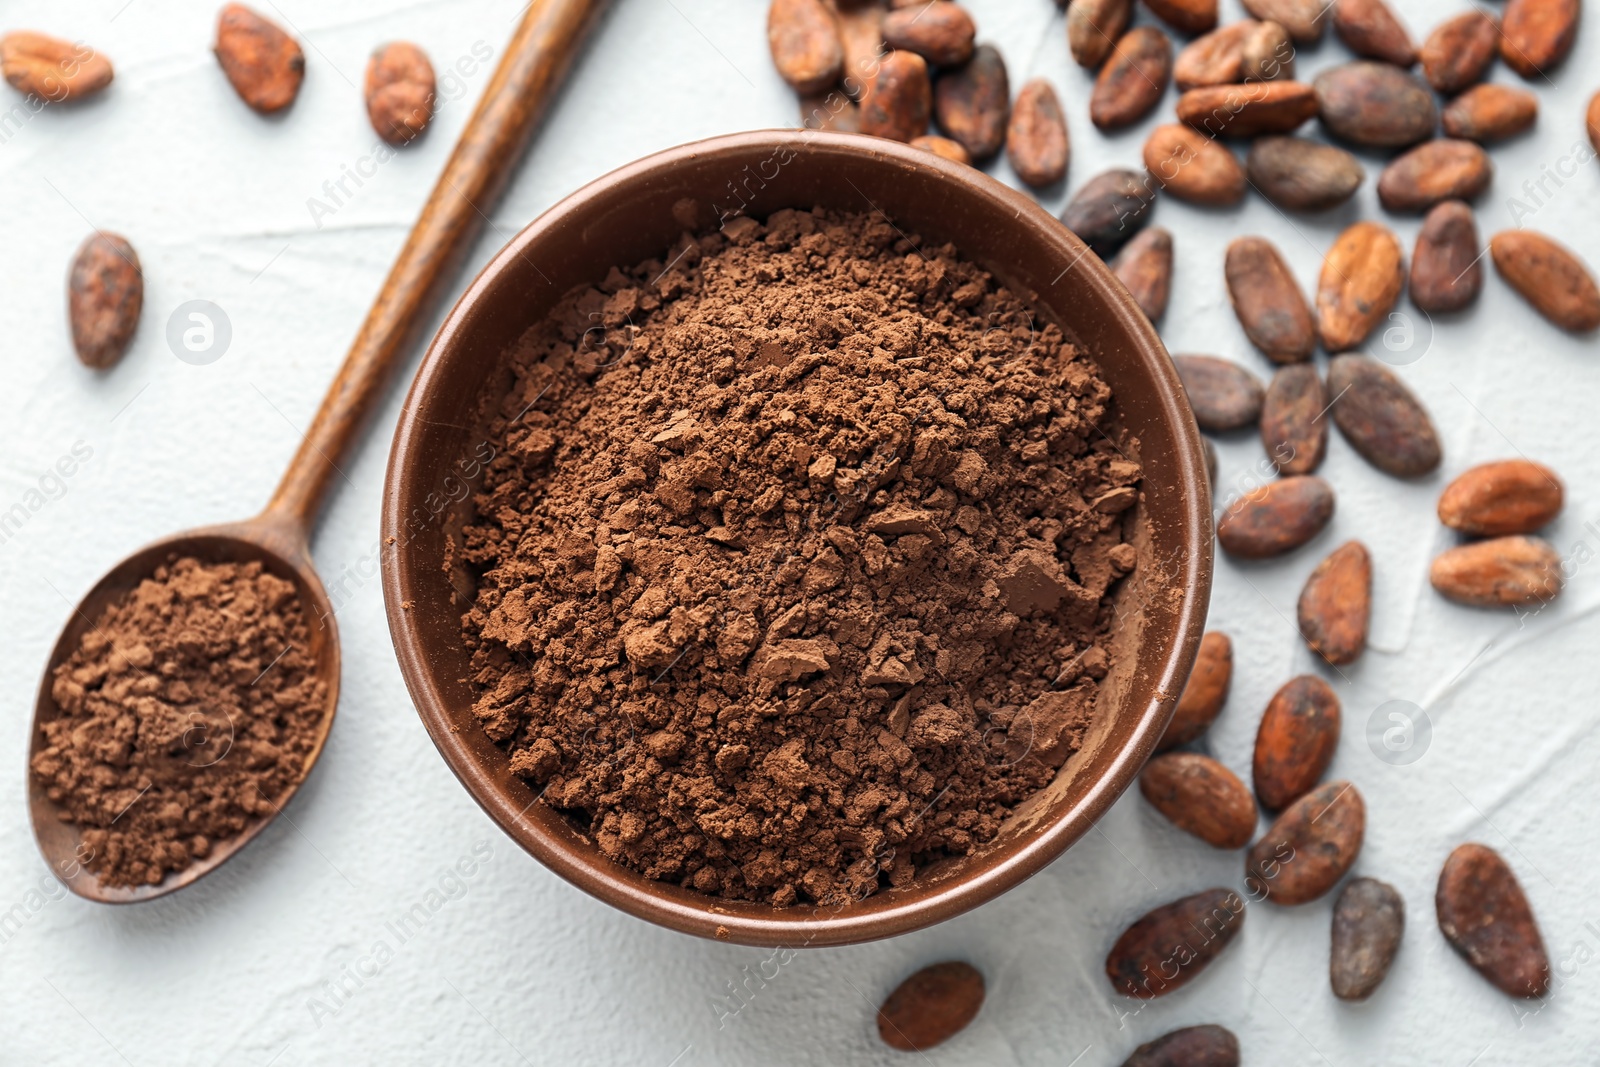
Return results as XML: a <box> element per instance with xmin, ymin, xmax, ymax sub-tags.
<box><xmin>3</xmin><ymin>0</ymin><xmax>1599</xmax><ymax>1062</ymax></box>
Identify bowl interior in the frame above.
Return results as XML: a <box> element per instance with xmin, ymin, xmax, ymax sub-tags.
<box><xmin>381</xmin><ymin>131</ymin><xmax>1211</xmax><ymax>946</ymax></box>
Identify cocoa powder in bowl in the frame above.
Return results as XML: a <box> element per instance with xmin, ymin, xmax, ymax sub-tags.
<box><xmin>31</xmin><ymin>557</ymin><xmax>327</xmax><ymax>887</ymax></box>
<box><xmin>456</xmin><ymin>208</ymin><xmax>1142</xmax><ymax>906</ymax></box>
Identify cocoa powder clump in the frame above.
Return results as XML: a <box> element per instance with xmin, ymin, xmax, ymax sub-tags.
<box><xmin>32</xmin><ymin>557</ymin><xmax>326</xmax><ymax>887</ymax></box>
<box><xmin>458</xmin><ymin>208</ymin><xmax>1142</xmax><ymax>906</ymax></box>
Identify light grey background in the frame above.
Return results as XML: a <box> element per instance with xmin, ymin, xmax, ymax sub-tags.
<box><xmin>3</xmin><ymin>0</ymin><xmax>1598</xmax><ymax>1063</ymax></box>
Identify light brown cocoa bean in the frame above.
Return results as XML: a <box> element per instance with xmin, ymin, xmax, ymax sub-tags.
<box><xmin>1068</xmin><ymin>0</ymin><xmax>1134</xmax><ymax>70</ymax></box>
<box><xmin>0</xmin><ymin>31</ymin><xmax>113</xmax><ymax>101</ymax></box>
<box><xmin>1252</xmin><ymin>674</ymin><xmax>1340</xmax><ymax>810</ymax></box>
<box><xmin>1177</xmin><ymin>80</ymin><xmax>1317</xmax><ymax>138</ymax></box>
<box><xmin>1143</xmin><ymin>0</ymin><xmax>1219</xmax><ymax>37</ymax></box>
<box><xmin>910</xmin><ymin>134</ymin><xmax>970</xmax><ymax>164</ymax></box>
<box><xmin>860</xmin><ymin>49</ymin><xmax>932</xmax><ymax>142</ymax></box>
<box><xmin>882</xmin><ymin>2</ymin><xmax>975</xmax><ymax>67</ymax></box>
<box><xmin>1007</xmin><ymin>78</ymin><xmax>1069</xmax><ymax>188</ymax></box>
<box><xmin>1240</xmin><ymin>20</ymin><xmax>1295</xmax><ymax>81</ymax></box>
<box><xmin>1442</xmin><ymin>84</ymin><xmax>1538</xmax><ymax>143</ymax></box>
<box><xmin>1239</xmin><ymin>0</ymin><xmax>1325</xmax><ymax>42</ymax></box>
<box><xmin>1140</xmin><ymin>753</ymin><xmax>1256</xmax><ymax>850</ymax></box>
<box><xmin>1092</xmin><ymin>27</ymin><xmax>1173</xmax><ymax>131</ymax></box>
<box><xmin>68</xmin><ymin>233</ymin><xmax>143</xmax><ymax>371</ymax></box>
<box><xmin>1297</xmin><ymin>540</ymin><xmax>1371</xmax><ymax>666</ymax></box>
<box><xmin>365</xmin><ymin>42</ymin><xmax>435</xmax><ymax>145</ymax></box>
<box><xmin>1489</xmin><ymin>230</ymin><xmax>1600</xmax><ymax>332</ymax></box>
<box><xmin>215</xmin><ymin>3</ymin><xmax>304</xmax><ymax>113</ymax></box>
<box><xmin>1499</xmin><ymin>0</ymin><xmax>1578</xmax><ymax>78</ymax></box>
<box><xmin>1174</xmin><ymin>21</ymin><xmax>1255</xmax><ymax>90</ymax></box>
<box><xmin>1217</xmin><ymin>476</ymin><xmax>1335</xmax><ymax>559</ymax></box>
<box><xmin>1430</xmin><ymin>536</ymin><xmax>1564</xmax><ymax>607</ymax></box>
<box><xmin>1157</xmin><ymin>630</ymin><xmax>1231</xmax><ymax>751</ymax></box>
<box><xmin>1246</xmin><ymin>781</ymin><xmax>1365</xmax><ymax>905</ymax></box>
<box><xmin>1317</xmin><ymin>221</ymin><xmax>1404</xmax><ymax>352</ymax></box>
<box><xmin>877</xmin><ymin>961</ymin><xmax>985</xmax><ymax>1051</ymax></box>
<box><xmin>1438</xmin><ymin>460</ymin><xmax>1563</xmax><ymax>536</ymax></box>
<box><xmin>1420</xmin><ymin>11</ymin><xmax>1500</xmax><ymax>94</ymax></box>
<box><xmin>1376</xmin><ymin>139</ymin><xmax>1492</xmax><ymax>213</ymax></box>
<box><xmin>1331</xmin><ymin>0</ymin><xmax>1416</xmax><ymax>66</ymax></box>
<box><xmin>1143</xmin><ymin>123</ymin><xmax>1246</xmax><ymax>205</ymax></box>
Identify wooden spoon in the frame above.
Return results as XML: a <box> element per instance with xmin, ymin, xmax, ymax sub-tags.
<box><xmin>28</xmin><ymin>0</ymin><xmax>612</xmax><ymax>903</ymax></box>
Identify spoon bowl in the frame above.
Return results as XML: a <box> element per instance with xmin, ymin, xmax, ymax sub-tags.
<box><xmin>27</xmin><ymin>517</ymin><xmax>339</xmax><ymax>903</ymax></box>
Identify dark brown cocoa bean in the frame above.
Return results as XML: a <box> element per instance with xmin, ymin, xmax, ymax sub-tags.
<box><xmin>215</xmin><ymin>2</ymin><xmax>305</xmax><ymax>113</ymax></box>
<box><xmin>1297</xmin><ymin>540</ymin><xmax>1371</xmax><ymax>666</ymax></box>
<box><xmin>67</xmin><ymin>233</ymin><xmax>143</xmax><ymax>371</ymax></box>
<box><xmin>1411</xmin><ymin>200</ymin><xmax>1482</xmax><ymax>313</ymax></box>
<box><xmin>1317</xmin><ymin>221</ymin><xmax>1404</xmax><ymax>352</ymax></box>
<box><xmin>1062</xmin><ymin>168</ymin><xmax>1157</xmax><ymax>257</ymax></box>
<box><xmin>1246</xmin><ymin>781</ymin><xmax>1365</xmax><ymax>905</ymax></box>
<box><xmin>1252</xmin><ymin>674</ymin><xmax>1340</xmax><ymax>810</ymax></box>
<box><xmin>0</xmin><ymin>31</ymin><xmax>114</xmax><ymax>101</ymax></box>
<box><xmin>1327</xmin><ymin>354</ymin><xmax>1443</xmax><ymax>478</ymax></box>
<box><xmin>1314</xmin><ymin>61</ymin><xmax>1436</xmax><ymax>147</ymax></box>
<box><xmin>1442</xmin><ymin>84</ymin><xmax>1539</xmax><ymax>143</ymax></box>
<box><xmin>1240</xmin><ymin>0</ymin><xmax>1325</xmax><ymax>42</ymax></box>
<box><xmin>1068</xmin><ymin>0</ymin><xmax>1134</xmax><ymax>70</ymax></box>
<box><xmin>1007</xmin><ymin>78</ymin><xmax>1069</xmax><ymax>188</ymax></box>
<box><xmin>1111</xmin><ymin>227</ymin><xmax>1173</xmax><ymax>324</ymax></box>
<box><xmin>1158</xmin><ymin>630</ymin><xmax>1231</xmax><ymax>751</ymax></box>
<box><xmin>1430</xmin><ymin>536</ymin><xmax>1564</xmax><ymax>607</ymax></box>
<box><xmin>1174</xmin><ymin>354</ymin><xmax>1265</xmax><ymax>432</ymax></box>
<box><xmin>1143</xmin><ymin>123</ymin><xmax>1246</xmax><ymax>206</ymax></box>
<box><xmin>1331</xmin><ymin>0</ymin><xmax>1416</xmax><ymax>66</ymax></box>
<box><xmin>1260</xmin><ymin>363</ymin><xmax>1328</xmax><ymax>474</ymax></box>
<box><xmin>1140</xmin><ymin>753</ymin><xmax>1257</xmax><ymax>849</ymax></box>
<box><xmin>1490</xmin><ymin>230</ymin><xmax>1600</xmax><ymax>332</ymax></box>
<box><xmin>1331</xmin><ymin>877</ymin><xmax>1405</xmax><ymax>1001</ymax></box>
<box><xmin>1420</xmin><ymin>11</ymin><xmax>1500</xmax><ymax>93</ymax></box>
<box><xmin>860</xmin><ymin>49</ymin><xmax>932</xmax><ymax>142</ymax></box>
<box><xmin>1437</xmin><ymin>843</ymin><xmax>1550</xmax><ymax>997</ymax></box>
<box><xmin>1246</xmin><ymin>136</ymin><xmax>1364</xmax><ymax>212</ymax></box>
<box><xmin>365</xmin><ymin>42</ymin><xmax>435</xmax><ymax>145</ymax></box>
<box><xmin>1105</xmin><ymin>888</ymin><xmax>1246</xmax><ymax>997</ymax></box>
<box><xmin>1500</xmin><ymin>0</ymin><xmax>1578</xmax><ymax>78</ymax></box>
<box><xmin>1092</xmin><ymin>27</ymin><xmax>1173</xmax><ymax>131</ymax></box>
<box><xmin>1176</xmin><ymin>80</ymin><xmax>1317</xmax><ymax>138</ymax></box>
<box><xmin>933</xmin><ymin>44</ymin><xmax>1008</xmax><ymax>160</ymax></box>
<box><xmin>882</xmin><ymin>2</ymin><xmax>975</xmax><ymax>67</ymax></box>
<box><xmin>1225</xmin><ymin>235</ymin><xmax>1315</xmax><ymax>361</ymax></box>
<box><xmin>1376</xmin><ymin>139</ymin><xmax>1492</xmax><ymax>213</ymax></box>
<box><xmin>1119</xmin><ymin>1026</ymin><xmax>1240</xmax><ymax>1067</ymax></box>
<box><xmin>1438</xmin><ymin>460</ymin><xmax>1564</xmax><ymax>536</ymax></box>
<box><xmin>877</xmin><ymin>961</ymin><xmax>985</xmax><ymax>1050</ymax></box>
<box><xmin>1217</xmin><ymin>476</ymin><xmax>1335</xmax><ymax>558</ymax></box>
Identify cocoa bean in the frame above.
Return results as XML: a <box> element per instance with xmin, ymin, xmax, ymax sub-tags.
<box><xmin>910</xmin><ymin>134</ymin><xmax>970</xmax><ymax>164</ymax></box>
<box><xmin>1252</xmin><ymin>674</ymin><xmax>1340</xmax><ymax>810</ymax></box>
<box><xmin>1140</xmin><ymin>753</ymin><xmax>1256</xmax><ymax>849</ymax></box>
<box><xmin>1240</xmin><ymin>20</ymin><xmax>1295</xmax><ymax>81</ymax></box>
<box><xmin>1174</xmin><ymin>21</ymin><xmax>1256</xmax><ymax>90</ymax></box>
<box><xmin>1331</xmin><ymin>0</ymin><xmax>1417</xmax><ymax>66</ymax></box>
<box><xmin>1062</xmin><ymin>168</ymin><xmax>1157</xmax><ymax>257</ymax></box>
<box><xmin>1007</xmin><ymin>78</ymin><xmax>1069</xmax><ymax>188</ymax></box>
<box><xmin>1105</xmin><ymin>888</ymin><xmax>1246</xmax><ymax>997</ymax></box>
<box><xmin>877</xmin><ymin>961</ymin><xmax>985</xmax><ymax>1051</ymax></box>
<box><xmin>365</xmin><ymin>42</ymin><xmax>435</xmax><ymax>145</ymax></box>
<box><xmin>882</xmin><ymin>2</ymin><xmax>975</xmax><ymax>67</ymax></box>
<box><xmin>1246</xmin><ymin>136</ymin><xmax>1364</xmax><ymax>212</ymax></box>
<box><xmin>1176</xmin><ymin>80</ymin><xmax>1317</xmax><ymax>138</ymax></box>
<box><xmin>1317</xmin><ymin>221</ymin><xmax>1404</xmax><ymax>352</ymax></box>
<box><xmin>800</xmin><ymin>91</ymin><xmax>862</xmax><ymax>132</ymax></box>
<box><xmin>1239</xmin><ymin>0</ymin><xmax>1325</xmax><ymax>42</ymax></box>
<box><xmin>1437</xmin><ymin>843</ymin><xmax>1550</xmax><ymax>998</ymax></box>
<box><xmin>1119</xmin><ymin>1026</ymin><xmax>1240</xmax><ymax>1067</ymax></box>
<box><xmin>214</xmin><ymin>3</ymin><xmax>305</xmax><ymax>113</ymax></box>
<box><xmin>1068</xmin><ymin>0</ymin><xmax>1134</xmax><ymax>70</ymax></box>
<box><xmin>1143</xmin><ymin>124</ymin><xmax>1245</xmax><ymax>206</ymax></box>
<box><xmin>1143</xmin><ymin>0</ymin><xmax>1219</xmax><ymax>37</ymax></box>
<box><xmin>1297</xmin><ymin>540</ymin><xmax>1371</xmax><ymax>666</ymax></box>
<box><xmin>1111</xmin><ymin>227</ymin><xmax>1173</xmax><ymax>324</ymax></box>
<box><xmin>1225</xmin><ymin>236</ymin><xmax>1315</xmax><ymax>362</ymax></box>
<box><xmin>67</xmin><ymin>233</ymin><xmax>143</xmax><ymax>371</ymax></box>
<box><xmin>1438</xmin><ymin>459</ymin><xmax>1563</xmax><ymax>536</ymax></box>
<box><xmin>1420</xmin><ymin>11</ymin><xmax>1500</xmax><ymax>93</ymax></box>
<box><xmin>1331</xmin><ymin>877</ymin><xmax>1405</xmax><ymax>1001</ymax></box>
<box><xmin>1376</xmin><ymin>139</ymin><xmax>1492</xmax><ymax>213</ymax></box>
<box><xmin>1174</xmin><ymin>354</ymin><xmax>1265</xmax><ymax>432</ymax></box>
<box><xmin>1442</xmin><ymin>84</ymin><xmax>1539</xmax><ymax>143</ymax></box>
<box><xmin>860</xmin><ymin>49</ymin><xmax>932</xmax><ymax>142</ymax></box>
<box><xmin>1314</xmin><ymin>61</ymin><xmax>1436</xmax><ymax>147</ymax></box>
<box><xmin>1489</xmin><ymin>230</ymin><xmax>1600</xmax><ymax>332</ymax></box>
<box><xmin>1092</xmin><ymin>28</ymin><xmax>1173</xmax><ymax>131</ymax></box>
<box><xmin>1327</xmin><ymin>354</ymin><xmax>1442</xmax><ymax>478</ymax></box>
<box><xmin>1246</xmin><ymin>781</ymin><xmax>1365</xmax><ymax>905</ymax></box>
<box><xmin>0</xmin><ymin>31</ymin><xmax>114</xmax><ymax>102</ymax></box>
<box><xmin>1410</xmin><ymin>200</ymin><xmax>1482</xmax><ymax>313</ymax></box>
<box><xmin>1430</xmin><ymin>536</ymin><xmax>1563</xmax><ymax>608</ymax></box>
<box><xmin>835</xmin><ymin>1</ymin><xmax>885</xmax><ymax>98</ymax></box>
<box><xmin>1261</xmin><ymin>363</ymin><xmax>1328</xmax><ymax>475</ymax></box>
<box><xmin>1217</xmin><ymin>476</ymin><xmax>1334</xmax><ymax>558</ymax></box>
<box><xmin>1500</xmin><ymin>0</ymin><xmax>1578</xmax><ymax>78</ymax></box>
<box><xmin>1158</xmin><ymin>630</ymin><xmax>1231</xmax><ymax>751</ymax></box>
<box><xmin>1589</xmin><ymin>89</ymin><xmax>1600</xmax><ymax>156</ymax></box>
<box><xmin>933</xmin><ymin>44</ymin><xmax>1008</xmax><ymax>160</ymax></box>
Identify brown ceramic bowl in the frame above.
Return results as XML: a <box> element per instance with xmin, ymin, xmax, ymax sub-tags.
<box><xmin>381</xmin><ymin>131</ymin><xmax>1212</xmax><ymax>947</ymax></box>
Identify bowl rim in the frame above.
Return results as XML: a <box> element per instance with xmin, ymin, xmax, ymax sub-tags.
<box><xmin>381</xmin><ymin>129</ymin><xmax>1213</xmax><ymax>947</ymax></box>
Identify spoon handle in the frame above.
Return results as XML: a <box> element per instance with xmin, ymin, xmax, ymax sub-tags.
<box><xmin>263</xmin><ymin>0</ymin><xmax>611</xmax><ymax>534</ymax></box>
